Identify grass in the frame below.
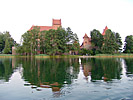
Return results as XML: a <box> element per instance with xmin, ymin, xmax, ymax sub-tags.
<box><xmin>94</xmin><ymin>53</ymin><xmax>133</xmax><ymax>58</ymax></box>
<box><xmin>0</xmin><ymin>53</ymin><xmax>133</xmax><ymax>58</ymax></box>
<box><xmin>0</xmin><ymin>54</ymin><xmax>14</xmax><ymax>58</ymax></box>
<box><xmin>35</xmin><ymin>54</ymin><xmax>80</xmax><ymax>58</ymax></box>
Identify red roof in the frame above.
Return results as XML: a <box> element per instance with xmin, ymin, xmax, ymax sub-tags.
<box><xmin>53</xmin><ymin>19</ymin><xmax>61</xmax><ymax>25</ymax></box>
<box><xmin>29</xmin><ymin>19</ymin><xmax>61</xmax><ymax>31</ymax></box>
<box><xmin>102</xmin><ymin>26</ymin><xmax>108</xmax><ymax>35</ymax></box>
<box><xmin>83</xmin><ymin>33</ymin><xmax>89</xmax><ymax>38</ymax></box>
<box><xmin>29</xmin><ymin>26</ymin><xmax>53</xmax><ymax>31</ymax></box>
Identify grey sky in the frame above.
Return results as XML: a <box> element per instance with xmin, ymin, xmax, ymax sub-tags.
<box><xmin>0</xmin><ymin>0</ymin><xmax>133</xmax><ymax>45</ymax></box>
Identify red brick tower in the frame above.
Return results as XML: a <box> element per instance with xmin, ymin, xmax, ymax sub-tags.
<box><xmin>102</xmin><ymin>26</ymin><xmax>108</xmax><ymax>35</ymax></box>
<box><xmin>80</xmin><ymin>33</ymin><xmax>91</xmax><ymax>50</ymax></box>
<box><xmin>52</xmin><ymin>19</ymin><xmax>61</xmax><ymax>30</ymax></box>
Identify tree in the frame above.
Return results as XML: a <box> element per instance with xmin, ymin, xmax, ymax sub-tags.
<box><xmin>102</xmin><ymin>29</ymin><xmax>117</xmax><ymax>54</ymax></box>
<box><xmin>91</xmin><ymin>29</ymin><xmax>104</xmax><ymax>50</ymax></box>
<box><xmin>3</xmin><ymin>39</ymin><xmax>11</xmax><ymax>54</ymax></box>
<box><xmin>123</xmin><ymin>35</ymin><xmax>133</xmax><ymax>53</ymax></box>
<box><xmin>44</xmin><ymin>27</ymin><xmax>79</xmax><ymax>55</ymax></box>
<box><xmin>44</xmin><ymin>29</ymin><xmax>58</xmax><ymax>55</ymax></box>
<box><xmin>0</xmin><ymin>31</ymin><xmax>17</xmax><ymax>54</ymax></box>
<box><xmin>30</xmin><ymin>26</ymin><xmax>40</xmax><ymax>55</ymax></box>
<box><xmin>17</xmin><ymin>26</ymin><xmax>79</xmax><ymax>55</ymax></box>
<box><xmin>21</xmin><ymin>31</ymin><xmax>32</xmax><ymax>55</ymax></box>
<box><xmin>40</xmin><ymin>31</ymin><xmax>46</xmax><ymax>54</ymax></box>
<box><xmin>0</xmin><ymin>33</ymin><xmax>5</xmax><ymax>53</ymax></box>
<box><xmin>114</xmin><ymin>32</ymin><xmax>122</xmax><ymax>52</ymax></box>
<box><xmin>20</xmin><ymin>26</ymin><xmax>40</xmax><ymax>55</ymax></box>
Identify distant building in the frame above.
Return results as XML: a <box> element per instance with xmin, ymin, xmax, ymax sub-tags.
<box><xmin>80</xmin><ymin>26</ymin><xmax>108</xmax><ymax>50</ymax></box>
<box><xmin>102</xmin><ymin>26</ymin><xmax>108</xmax><ymax>36</ymax></box>
<box><xmin>29</xmin><ymin>19</ymin><xmax>61</xmax><ymax>31</ymax></box>
<box><xmin>12</xmin><ymin>47</ymin><xmax>16</xmax><ymax>55</ymax></box>
<box><xmin>80</xmin><ymin>33</ymin><xmax>91</xmax><ymax>50</ymax></box>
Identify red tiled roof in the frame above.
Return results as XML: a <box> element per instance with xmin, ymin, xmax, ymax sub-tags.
<box><xmin>29</xmin><ymin>19</ymin><xmax>61</xmax><ymax>31</ymax></box>
<box><xmin>39</xmin><ymin>26</ymin><xmax>53</xmax><ymax>31</ymax></box>
<box><xmin>53</xmin><ymin>19</ymin><xmax>61</xmax><ymax>25</ymax></box>
<box><xmin>29</xmin><ymin>26</ymin><xmax>53</xmax><ymax>31</ymax></box>
<box><xmin>83</xmin><ymin>33</ymin><xmax>89</xmax><ymax>38</ymax></box>
<box><xmin>102</xmin><ymin>26</ymin><xmax>108</xmax><ymax>35</ymax></box>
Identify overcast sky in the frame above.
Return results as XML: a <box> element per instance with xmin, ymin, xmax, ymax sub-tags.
<box><xmin>0</xmin><ymin>0</ymin><xmax>133</xmax><ymax>45</ymax></box>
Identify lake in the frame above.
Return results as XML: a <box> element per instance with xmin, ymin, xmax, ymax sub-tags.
<box><xmin>0</xmin><ymin>57</ymin><xmax>133</xmax><ymax>100</ymax></box>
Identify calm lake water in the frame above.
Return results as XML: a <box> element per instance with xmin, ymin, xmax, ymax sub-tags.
<box><xmin>0</xmin><ymin>57</ymin><xmax>133</xmax><ymax>100</ymax></box>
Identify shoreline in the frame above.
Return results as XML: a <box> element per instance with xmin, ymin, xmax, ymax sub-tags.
<box><xmin>0</xmin><ymin>54</ymin><xmax>133</xmax><ymax>58</ymax></box>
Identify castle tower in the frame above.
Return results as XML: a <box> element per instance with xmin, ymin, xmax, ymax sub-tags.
<box><xmin>52</xmin><ymin>19</ymin><xmax>61</xmax><ymax>30</ymax></box>
<box><xmin>102</xmin><ymin>26</ymin><xmax>108</xmax><ymax>35</ymax></box>
<box><xmin>80</xmin><ymin>33</ymin><xmax>91</xmax><ymax>50</ymax></box>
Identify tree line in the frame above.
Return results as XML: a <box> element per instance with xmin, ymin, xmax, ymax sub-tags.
<box><xmin>0</xmin><ymin>28</ymin><xmax>132</xmax><ymax>55</ymax></box>
<box><xmin>16</xmin><ymin>27</ymin><xmax>133</xmax><ymax>55</ymax></box>
<box><xmin>16</xmin><ymin>27</ymin><xmax>80</xmax><ymax>55</ymax></box>
<box><xmin>81</xmin><ymin>29</ymin><xmax>133</xmax><ymax>55</ymax></box>
<box><xmin>0</xmin><ymin>31</ymin><xmax>17</xmax><ymax>54</ymax></box>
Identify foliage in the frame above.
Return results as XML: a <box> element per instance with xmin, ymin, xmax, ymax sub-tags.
<box><xmin>123</xmin><ymin>35</ymin><xmax>133</xmax><ymax>53</ymax></box>
<box><xmin>114</xmin><ymin>32</ymin><xmax>122</xmax><ymax>51</ymax></box>
<box><xmin>17</xmin><ymin>27</ymin><xmax>80</xmax><ymax>55</ymax></box>
<box><xmin>79</xmin><ymin>48</ymin><xmax>93</xmax><ymax>55</ymax></box>
<box><xmin>102</xmin><ymin>29</ymin><xmax>122</xmax><ymax>54</ymax></box>
<box><xmin>3</xmin><ymin>39</ymin><xmax>11</xmax><ymax>54</ymax></box>
<box><xmin>40</xmin><ymin>31</ymin><xmax>46</xmax><ymax>54</ymax></box>
<box><xmin>17</xmin><ymin>27</ymin><xmax>40</xmax><ymax>55</ymax></box>
<box><xmin>90</xmin><ymin>29</ymin><xmax>104</xmax><ymax>50</ymax></box>
<box><xmin>0</xmin><ymin>31</ymin><xmax>17</xmax><ymax>54</ymax></box>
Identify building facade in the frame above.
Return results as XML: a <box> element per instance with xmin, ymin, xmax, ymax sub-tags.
<box><xmin>80</xmin><ymin>33</ymin><xmax>91</xmax><ymax>50</ymax></box>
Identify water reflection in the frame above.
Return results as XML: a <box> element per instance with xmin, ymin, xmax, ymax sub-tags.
<box><xmin>0</xmin><ymin>57</ymin><xmax>133</xmax><ymax>99</ymax></box>
<box><xmin>20</xmin><ymin>58</ymin><xmax>80</xmax><ymax>97</ymax></box>
<box><xmin>81</xmin><ymin>58</ymin><xmax>122</xmax><ymax>81</ymax></box>
<box><xmin>1</xmin><ymin>58</ymin><xmax>133</xmax><ymax>83</ymax></box>
<box><xmin>124</xmin><ymin>58</ymin><xmax>133</xmax><ymax>77</ymax></box>
<box><xmin>0</xmin><ymin>58</ymin><xmax>13</xmax><ymax>82</ymax></box>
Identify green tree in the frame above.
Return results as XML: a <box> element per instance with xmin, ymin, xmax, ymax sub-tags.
<box><xmin>102</xmin><ymin>29</ymin><xmax>117</xmax><ymax>54</ymax></box>
<box><xmin>19</xmin><ymin>26</ymin><xmax>40</xmax><ymax>55</ymax></box>
<box><xmin>21</xmin><ymin>31</ymin><xmax>32</xmax><ymax>55</ymax></box>
<box><xmin>0</xmin><ymin>33</ymin><xmax>5</xmax><ymax>53</ymax></box>
<box><xmin>44</xmin><ymin>29</ymin><xmax>58</xmax><ymax>55</ymax></box>
<box><xmin>0</xmin><ymin>31</ymin><xmax>17</xmax><ymax>54</ymax></box>
<box><xmin>123</xmin><ymin>35</ymin><xmax>133</xmax><ymax>53</ymax></box>
<box><xmin>30</xmin><ymin>26</ymin><xmax>40</xmax><ymax>55</ymax></box>
<box><xmin>90</xmin><ymin>29</ymin><xmax>104</xmax><ymax>50</ymax></box>
<box><xmin>40</xmin><ymin>31</ymin><xmax>46</xmax><ymax>54</ymax></box>
<box><xmin>44</xmin><ymin>27</ymin><xmax>79</xmax><ymax>55</ymax></box>
<box><xmin>3</xmin><ymin>39</ymin><xmax>11</xmax><ymax>54</ymax></box>
<box><xmin>114</xmin><ymin>32</ymin><xmax>122</xmax><ymax>52</ymax></box>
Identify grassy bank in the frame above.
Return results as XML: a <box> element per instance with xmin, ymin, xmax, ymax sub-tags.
<box><xmin>35</xmin><ymin>54</ymin><xmax>80</xmax><ymax>58</ymax></box>
<box><xmin>0</xmin><ymin>53</ymin><xmax>133</xmax><ymax>58</ymax></box>
<box><xmin>0</xmin><ymin>54</ymin><xmax>14</xmax><ymax>58</ymax></box>
<box><xmin>94</xmin><ymin>53</ymin><xmax>133</xmax><ymax>58</ymax></box>
<box><xmin>79</xmin><ymin>53</ymin><xmax>133</xmax><ymax>58</ymax></box>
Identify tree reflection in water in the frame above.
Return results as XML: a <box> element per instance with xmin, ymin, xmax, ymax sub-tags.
<box><xmin>1</xmin><ymin>57</ymin><xmax>133</xmax><ymax>98</ymax></box>
<box><xmin>0</xmin><ymin>58</ymin><xmax>13</xmax><ymax>82</ymax></box>
<box><xmin>81</xmin><ymin>58</ymin><xmax>122</xmax><ymax>82</ymax></box>
<box><xmin>21</xmin><ymin>58</ymin><xmax>80</xmax><ymax>97</ymax></box>
<box><xmin>124</xmin><ymin>58</ymin><xmax>133</xmax><ymax>77</ymax></box>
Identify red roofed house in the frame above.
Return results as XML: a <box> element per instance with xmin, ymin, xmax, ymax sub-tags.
<box><xmin>29</xmin><ymin>19</ymin><xmax>61</xmax><ymax>31</ymax></box>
